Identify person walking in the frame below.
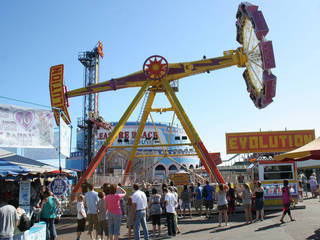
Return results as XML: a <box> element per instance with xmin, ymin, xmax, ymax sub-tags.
<box><xmin>180</xmin><ymin>185</ymin><xmax>192</xmax><ymax>218</ymax></box>
<box><xmin>0</xmin><ymin>197</ymin><xmax>18</xmax><ymax>240</ymax></box>
<box><xmin>300</xmin><ymin>173</ymin><xmax>308</xmax><ymax>198</ymax></box>
<box><xmin>254</xmin><ymin>181</ymin><xmax>264</xmax><ymax>221</ymax></box>
<box><xmin>105</xmin><ymin>184</ymin><xmax>126</xmax><ymax>240</ymax></box>
<box><xmin>164</xmin><ymin>188</ymin><xmax>177</xmax><ymax>237</ymax></box>
<box><xmin>216</xmin><ymin>184</ymin><xmax>228</xmax><ymax>227</ymax></box>
<box><xmin>280</xmin><ymin>179</ymin><xmax>295</xmax><ymax>223</ymax></box>
<box><xmin>309</xmin><ymin>173</ymin><xmax>317</xmax><ymax>198</ymax></box>
<box><xmin>242</xmin><ymin>183</ymin><xmax>252</xmax><ymax>224</ymax></box>
<box><xmin>76</xmin><ymin>194</ymin><xmax>87</xmax><ymax>240</ymax></box>
<box><xmin>84</xmin><ymin>184</ymin><xmax>99</xmax><ymax>240</ymax></box>
<box><xmin>194</xmin><ymin>182</ymin><xmax>203</xmax><ymax>216</ymax></box>
<box><xmin>40</xmin><ymin>190</ymin><xmax>58</xmax><ymax>240</ymax></box>
<box><xmin>169</xmin><ymin>187</ymin><xmax>181</xmax><ymax>234</ymax></box>
<box><xmin>202</xmin><ymin>181</ymin><xmax>214</xmax><ymax>219</ymax></box>
<box><xmin>148</xmin><ymin>188</ymin><xmax>162</xmax><ymax>238</ymax></box>
<box><xmin>126</xmin><ymin>197</ymin><xmax>134</xmax><ymax>240</ymax></box>
<box><xmin>227</xmin><ymin>183</ymin><xmax>236</xmax><ymax>216</ymax></box>
<box><xmin>97</xmin><ymin>192</ymin><xmax>109</xmax><ymax>240</ymax></box>
<box><xmin>132</xmin><ymin>183</ymin><xmax>149</xmax><ymax>240</ymax></box>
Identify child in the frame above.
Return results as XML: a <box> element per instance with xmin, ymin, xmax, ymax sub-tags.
<box><xmin>76</xmin><ymin>194</ymin><xmax>87</xmax><ymax>240</ymax></box>
<box><xmin>126</xmin><ymin>197</ymin><xmax>134</xmax><ymax>240</ymax></box>
<box><xmin>97</xmin><ymin>191</ymin><xmax>108</xmax><ymax>240</ymax></box>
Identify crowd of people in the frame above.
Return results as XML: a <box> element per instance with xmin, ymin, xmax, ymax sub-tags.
<box><xmin>1</xmin><ymin>175</ymin><xmax>313</xmax><ymax>240</ymax></box>
<box><xmin>72</xmin><ymin>178</ymin><xmax>301</xmax><ymax>240</ymax></box>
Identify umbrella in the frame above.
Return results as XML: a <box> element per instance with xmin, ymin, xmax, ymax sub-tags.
<box><xmin>274</xmin><ymin>137</ymin><xmax>320</xmax><ymax>161</ymax></box>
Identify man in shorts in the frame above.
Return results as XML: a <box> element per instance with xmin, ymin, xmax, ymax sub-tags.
<box><xmin>194</xmin><ymin>182</ymin><xmax>203</xmax><ymax>216</ymax></box>
<box><xmin>84</xmin><ymin>184</ymin><xmax>99</xmax><ymax>240</ymax></box>
<box><xmin>202</xmin><ymin>181</ymin><xmax>215</xmax><ymax>218</ymax></box>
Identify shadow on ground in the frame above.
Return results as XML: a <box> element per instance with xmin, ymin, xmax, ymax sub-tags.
<box><xmin>306</xmin><ymin>228</ymin><xmax>320</xmax><ymax>240</ymax></box>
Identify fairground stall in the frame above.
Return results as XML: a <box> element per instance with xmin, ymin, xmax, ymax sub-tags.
<box><xmin>226</xmin><ymin>129</ymin><xmax>315</xmax><ymax>206</ymax></box>
<box><xmin>0</xmin><ymin>149</ymin><xmax>77</xmax><ymax>219</ymax></box>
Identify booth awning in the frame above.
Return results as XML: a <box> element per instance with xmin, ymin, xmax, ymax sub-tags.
<box><xmin>0</xmin><ymin>149</ymin><xmax>77</xmax><ymax>177</ymax></box>
<box><xmin>274</xmin><ymin>137</ymin><xmax>320</xmax><ymax>161</ymax></box>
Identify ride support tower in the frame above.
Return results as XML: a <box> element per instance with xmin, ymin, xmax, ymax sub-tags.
<box><xmin>77</xmin><ymin>41</ymin><xmax>104</xmax><ymax>169</ymax></box>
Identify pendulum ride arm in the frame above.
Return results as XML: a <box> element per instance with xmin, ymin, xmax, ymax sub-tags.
<box><xmin>66</xmin><ymin>49</ymin><xmax>246</xmax><ymax>98</ymax></box>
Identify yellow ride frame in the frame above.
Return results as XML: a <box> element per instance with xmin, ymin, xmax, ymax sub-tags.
<box><xmin>72</xmin><ymin>49</ymin><xmax>247</xmax><ymax>194</ymax></box>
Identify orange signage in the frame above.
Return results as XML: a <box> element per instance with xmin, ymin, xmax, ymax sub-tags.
<box><xmin>226</xmin><ymin>130</ymin><xmax>315</xmax><ymax>154</ymax></box>
<box><xmin>169</xmin><ymin>173</ymin><xmax>189</xmax><ymax>186</ymax></box>
<box><xmin>49</xmin><ymin>65</ymin><xmax>71</xmax><ymax>126</ymax></box>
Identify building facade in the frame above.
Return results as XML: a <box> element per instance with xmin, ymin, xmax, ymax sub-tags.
<box><xmin>66</xmin><ymin>121</ymin><xmax>200</xmax><ymax>181</ymax></box>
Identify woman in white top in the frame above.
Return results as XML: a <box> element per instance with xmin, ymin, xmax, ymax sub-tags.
<box><xmin>216</xmin><ymin>184</ymin><xmax>228</xmax><ymax>227</ymax></box>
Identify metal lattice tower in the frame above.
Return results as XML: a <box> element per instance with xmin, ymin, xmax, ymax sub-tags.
<box><xmin>77</xmin><ymin>42</ymin><xmax>103</xmax><ymax>169</ymax></box>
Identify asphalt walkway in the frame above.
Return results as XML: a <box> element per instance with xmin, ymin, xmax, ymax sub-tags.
<box><xmin>55</xmin><ymin>197</ymin><xmax>320</xmax><ymax>240</ymax></box>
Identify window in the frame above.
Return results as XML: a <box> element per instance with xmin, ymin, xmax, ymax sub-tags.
<box><xmin>169</xmin><ymin>165</ymin><xmax>178</xmax><ymax>171</ymax></box>
<box><xmin>155</xmin><ymin>165</ymin><xmax>166</xmax><ymax>171</ymax></box>
<box><xmin>263</xmin><ymin>164</ymin><xmax>293</xmax><ymax>180</ymax></box>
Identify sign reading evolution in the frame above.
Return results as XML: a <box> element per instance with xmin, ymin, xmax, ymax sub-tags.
<box><xmin>49</xmin><ymin>64</ymin><xmax>71</xmax><ymax>126</ymax></box>
<box><xmin>226</xmin><ymin>130</ymin><xmax>315</xmax><ymax>154</ymax></box>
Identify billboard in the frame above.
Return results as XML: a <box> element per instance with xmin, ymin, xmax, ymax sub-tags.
<box><xmin>0</xmin><ymin>103</ymin><xmax>54</xmax><ymax>148</ymax></box>
<box><xmin>226</xmin><ymin>130</ymin><xmax>315</xmax><ymax>154</ymax></box>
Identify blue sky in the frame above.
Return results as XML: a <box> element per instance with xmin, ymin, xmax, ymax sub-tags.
<box><xmin>1</xmin><ymin>0</ymin><xmax>320</xmax><ymax>160</ymax></box>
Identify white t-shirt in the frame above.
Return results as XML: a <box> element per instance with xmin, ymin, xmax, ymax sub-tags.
<box><xmin>165</xmin><ymin>192</ymin><xmax>176</xmax><ymax>213</ymax></box>
<box><xmin>173</xmin><ymin>191</ymin><xmax>178</xmax><ymax>208</ymax></box>
<box><xmin>132</xmin><ymin>190</ymin><xmax>148</xmax><ymax>210</ymax></box>
<box><xmin>77</xmin><ymin>201</ymin><xmax>87</xmax><ymax>220</ymax></box>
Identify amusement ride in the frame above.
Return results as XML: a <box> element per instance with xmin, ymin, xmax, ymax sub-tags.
<box><xmin>49</xmin><ymin>2</ymin><xmax>277</xmax><ymax>194</ymax></box>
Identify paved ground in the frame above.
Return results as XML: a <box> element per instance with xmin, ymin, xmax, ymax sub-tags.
<box><xmin>56</xmin><ymin>197</ymin><xmax>320</xmax><ymax>240</ymax></box>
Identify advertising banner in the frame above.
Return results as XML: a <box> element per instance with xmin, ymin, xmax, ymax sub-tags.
<box><xmin>60</xmin><ymin>117</ymin><xmax>71</xmax><ymax>157</ymax></box>
<box><xmin>0</xmin><ymin>103</ymin><xmax>54</xmax><ymax>148</ymax></box>
<box><xmin>226</xmin><ymin>130</ymin><xmax>315</xmax><ymax>154</ymax></box>
<box><xmin>19</xmin><ymin>181</ymin><xmax>31</xmax><ymax>215</ymax></box>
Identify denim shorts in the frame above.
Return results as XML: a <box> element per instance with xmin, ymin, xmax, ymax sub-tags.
<box><xmin>182</xmin><ymin>201</ymin><xmax>191</xmax><ymax>209</ymax></box>
<box><xmin>108</xmin><ymin>212</ymin><xmax>122</xmax><ymax>236</ymax></box>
